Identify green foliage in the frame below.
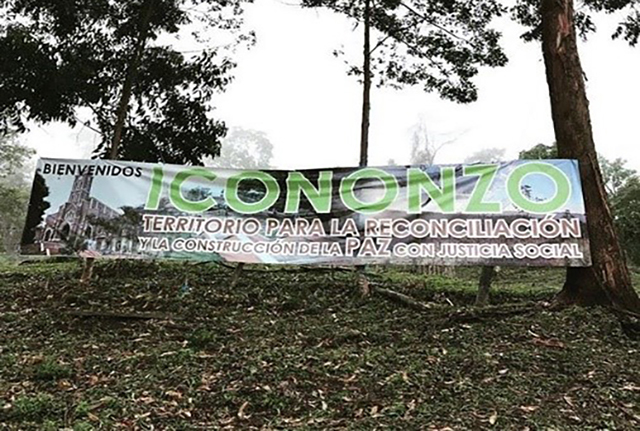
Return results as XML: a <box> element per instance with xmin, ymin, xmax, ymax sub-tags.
<box><xmin>0</xmin><ymin>135</ymin><xmax>33</xmax><ymax>253</ymax></box>
<box><xmin>89</xmin><ymin>205</ymin><xmax>143</xmax><ymax>241</ymax></box>
<box><xmin>73</xmin><ymin>421</ymin><xmax>94</xmax><ymax>431</ymax></box>
<box><xmin>511</xmin><ymin>0</ymin><xmax>596</xmax><ymax>42</ymax></box>
<box><xmin>0</xmin><ymin>133</ymin><xmax>33</xmax><ymax>178</ymax></box>
<box><xmin>12</xmin><ymin>394</ymin><xmax>60</xmax><ymax>422</ymax></box>
<box><xmin>0</xmin><ymin>182</ymin><xmax>30</xmax><ymax>253</ymax></box>
<box><xmin>612</xmin><ymin>176</ymin><xmax>640</xmax><ymax>264</ymax></box>
<box><xmin>0</xmin><ymin>0</ymin><xmax>254</xmax><ymax>164</ymax></box>
<box><xmin>302</xmin><ymin>0</ymin><xmax>508</xmax><ymax>103</ymax></box>
<box><xmin>599</xmin><ymin>156</ymin><xmax>636</xmax><ymax>197</ymax></box>
<box><xmin>518</xmin><ymin>142</ymin><xmax>557</xmax><ymax>160</ymax></box>
<box><xmin>34</xmin><ymin>357</ymin><xmax>73</xmax><ymax>381</ymax></box>
<box><xmin>188</xmin><ymin>328</ymin><xmax>220</xmax><ymax>349</ymax></box>
<box><xmin>74</xmin><ymin>401</ymin><xmax>91</xmax><ymax>418</ymax></box>
<box><xmin>583</xmin><ymin>0</ymin><xmax>640</xmax><ymax>46</ymax></box>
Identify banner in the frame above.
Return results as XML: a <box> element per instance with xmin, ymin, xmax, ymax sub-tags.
<box><xmin>20</xmin><ymin>158</ymin><xmax>591</xmax><ymax>266</ymax></box>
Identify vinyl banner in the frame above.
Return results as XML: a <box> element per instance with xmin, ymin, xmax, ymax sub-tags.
<box><xmin>21</xmin><ymin>158</ymin><xmax>591</xmax><ymax>266</ymax></box>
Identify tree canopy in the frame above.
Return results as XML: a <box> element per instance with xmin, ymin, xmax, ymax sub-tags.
<box><xmin>208</xmin><ymin>127</ymin><xmax>274</xmax><ymax>169</ymax></box>
<box><xmin>302</xmin><ymin>0</ymin><xmax>508</xmax><ymax>103</ymax></box>
<box><xmin>0</xmin><ymin>135</ymin><xmax>34</xmax><ymax>253</ymax></box>
<box><xmin>0</xmin><ymin>0</ymin><xmax>254</xmax><ymax>164</ymax></box>
<box><xmin>512</xmin><ymin>0</ymin><xmax>640</xmax><ymax>45</ymax></box>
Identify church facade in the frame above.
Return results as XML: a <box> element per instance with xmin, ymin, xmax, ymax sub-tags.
<box><xmin>37</xmin><ymin>174</ymin><xmax>133</xmax><ymax>255</ymax></box>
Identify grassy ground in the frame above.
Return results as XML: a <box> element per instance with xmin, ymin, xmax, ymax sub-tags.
<box><xmin>0</xmin><ymin>259</ymin><xmax>639</xmax><ymax>430</ymax></box>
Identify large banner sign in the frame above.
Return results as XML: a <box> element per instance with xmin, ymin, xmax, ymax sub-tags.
<box><xmin>21</xmin><ymin>158</ymin><xmax>591</xmax><ymax>266</ymax></box>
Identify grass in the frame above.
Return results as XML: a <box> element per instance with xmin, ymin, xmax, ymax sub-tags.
<box><xmin>0</xmin><ymin>259</ymin><xmax>638</xmax><ymax>429</ymax></box>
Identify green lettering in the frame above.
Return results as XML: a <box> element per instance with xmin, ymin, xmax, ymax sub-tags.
<box><xmin>226</xmin><ymin>171</ymin><xmax>280</xmax><ymax>214</ymax></box>
<box><xmin>407</xmin><ymin>167</ymin><xmax>455</xmax><ymax>213</ymax></box>
<box><xmin>464</xmin><ymin>164</ymin><xmax>501</xmax><ymax>213</ymax></box>
<box><xmin>507</xmin><ymin>162</ymin><xmax>571</xmax><ymax>214</ymax></box>
<box><xmin>340</xmin><ymin>168</ymin><xmax>398</xmax><ymax>214</ymax></box>
<box><xmin>145</xmin><ymin>166</ymin><xmax>164</xmax><ymax>210</ymax></box>
<box><xmin>169</xmin><ymin>167</ymin><xmax>217</xmax><ymax>213</ymax></box>
<box><xmin>285</xmin><ymin>171</ymin><xmax>332</xmax><ymax>214</ymax></box>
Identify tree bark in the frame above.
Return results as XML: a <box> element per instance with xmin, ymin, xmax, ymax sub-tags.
<box><xmin>357</xmin><ymin>0</ymin><xmax>372</xmax><ymax>297</ymax></box>
<box><xmin>359</xmin><ymin>0</ymin><xmax>371</xmax><ymax>167</ymax></box>
<box><xmin>540</xmin><ymin>0</ymin><xmax>640</xmax><ymax>312</ymax></box>
<box><xmin>475</xmin><ymin>265</ymin><xmax>496</xmax><ymax>307</ymax></box>
<box><xmin>82</xmin><ymin>0</ymin><xmax>155</xmax><ymax>283</ymax></box>
<box><xmin>109</xmin><ymin>0</ymin><xmax>155</xmax><ymax>159</ymax></box>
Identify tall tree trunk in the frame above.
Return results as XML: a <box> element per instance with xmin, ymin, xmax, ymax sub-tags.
<box><xmin>359</xmin><ymin>0</ymin><xmax>371</xmax><ymax>167</ymax></box>
<box><xmin>82</xmin><ymin>0</ymin><xmax>155</xmax><ymax>283</ymax></box>
<box><xmin>357</xmin><ymin>0</ymin><xmax>372</xmax><ymax>296</ymax></box>
<box><xmin>109</xmin><ymin>0</ymin><xmax>155</xmax><ymax>160</ymax></box>
<box><xmin>540</xmin><ymin>0</ymin><xmax>640</xmax><ymax>313</ymax></box>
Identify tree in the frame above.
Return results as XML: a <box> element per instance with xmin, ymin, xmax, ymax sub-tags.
<box><xmin>518</xmin><ymin>143</ymin><xmax>635</xmax><ymax>200</ymax></box>
<box><xmin>409</xmin><ymin>120</ymin><xmax>456</xmax><ymax>165</ymax></box>
<box><xmin>518</xmin><ymin>142</ymin><xmax>557</xmax><ymax>160</ymax></box>
<box><xmin>208</xmin><ymin>127</ymin><xmax>274</xmax><ymax>169</ymax></box>
<box><xmin>0</xmin><ymin>134</ymin><xmax>33</xmax><ymax>178</ymax></box>
<box><xmin>599</xmin><ymin>156</ymin><xmax>636</xmax><ymax>197</ymax></box>
<box><xmin>529</xmin><ymin>0</ymin><xmax>640</xmax><ymax>312</ymax></box>
<box><xmin>0</xmin><ymin>0</ymin><xmax>253</xmax><ymax>165</ymax></box>
<box><xmin>464</xmin><ymin>147</ymin><xmax>505</xmax><ymax>164</ymax></box>
<box><xmin>0</xmin><ymin>135</ymin><xmax>34</xmax><ymax>254</ymax></box>
<box><xmin>612</xmin><ymin>177</ymin><xmax>640</xmax><ymax>265</ymax></box>
<box><xmin>302</xmin><ymin>0</ymin><xmax>508</xmax><ymax>165</ymax></box>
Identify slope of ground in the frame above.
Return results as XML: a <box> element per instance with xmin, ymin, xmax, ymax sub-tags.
<box><xmin>0</xmin><ymin>260</ymin><xmax>638</xmax><ymax>430</ymax></box>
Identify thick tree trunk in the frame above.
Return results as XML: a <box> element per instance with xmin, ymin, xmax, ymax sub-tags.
<box><xmin>540</xmin><ymin>0</ymin><xmax>640</xmax><ymax>312</ymax></box>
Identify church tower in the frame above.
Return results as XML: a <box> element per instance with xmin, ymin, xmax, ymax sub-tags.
<box><xmin>69</xmin><ymin>174</ymin><xmax>93</xmax><ymax>204</ymax></box>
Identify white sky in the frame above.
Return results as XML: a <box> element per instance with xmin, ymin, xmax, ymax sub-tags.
<box><xmin>23</xmin><ymin>0</ymin><xmax>640</xmax><ymax>172</ymax></box>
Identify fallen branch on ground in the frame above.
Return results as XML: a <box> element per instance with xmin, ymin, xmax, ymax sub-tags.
<box><xmin>65</xmin><ymin>309</ymin><xmax>177</xmax><ymax>320</ymax></box>
<box><xmin>197</xmin><ymin>261</ymin><xmax>357</xmax><ymax>274</ymax></box>
<box><xmin>372</xmin><ymin>285</ymin><xmax>433</xmax><ymax>311</ymax></box>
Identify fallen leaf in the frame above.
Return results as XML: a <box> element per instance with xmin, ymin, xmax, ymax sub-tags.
<box><xmin>219</xmin><ymin>417</ymin><xmax>234</xmax><ymax>425</ymax></box>
<box><xmin>237</xmin><ymin>401</ymin><xmax>250</xmax><ymax>419</ymax></box>
<box><xmin>622</xmin><ymin>384</ymin><xmax>640</xmax><ymax>392</ymax></box>
<box><xmin>532</xmin><ymin>338</ymin><xmax>565</xmax><ymax>349</ymax></box>
<box><xmin>489</xmin><ymin>411</ymin><xmax>498</xmax><ymax>425</ymax></box>
<box><xmin>165</xmin><ymin>390</ymin><xmax>182</xmax><ymax>399</ymax></box>
<box><xmin>519</xmin><ymin>405</ymin><xmax>539</xmax><ymax>413</ymax></box>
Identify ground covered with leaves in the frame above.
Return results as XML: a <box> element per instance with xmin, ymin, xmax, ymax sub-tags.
<box><xmin>0</xmin><ymin>260</ymin><xmax>639</xmax><ymax>430</ymax></box>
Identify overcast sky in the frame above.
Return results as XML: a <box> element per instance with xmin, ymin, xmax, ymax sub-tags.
<box><xmin>23</xmin><ymin>0</ymin><xmax>640</xmax><ymax>172</ymax></box>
